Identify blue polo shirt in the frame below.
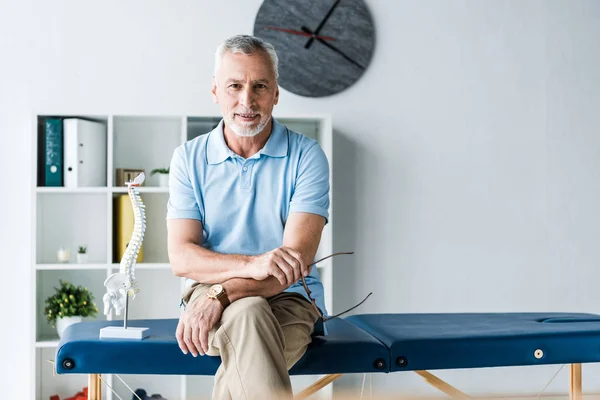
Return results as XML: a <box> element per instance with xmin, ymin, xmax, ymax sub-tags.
<box><xmin>166</xmin><ymin>118</ymin><xmax>330</xmax><ymax>335</ymax></box>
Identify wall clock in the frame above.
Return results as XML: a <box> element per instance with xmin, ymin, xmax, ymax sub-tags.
<box><xmin>253</xmin><ymin>0</ymin><xmax>376</xmax><ymax>97</ymax></box>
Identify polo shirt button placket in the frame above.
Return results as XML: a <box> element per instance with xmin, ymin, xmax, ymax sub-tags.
<box><xmin>241</xmin><ymin>162</ymin><xmax>252</xmax><ymax>189</ymax></box>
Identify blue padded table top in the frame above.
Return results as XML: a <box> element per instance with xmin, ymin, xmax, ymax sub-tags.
<box><xmin>346</xmin><ymin>312</ymin><xmax>600</xmax><ymax>372</ymax></box>
<box><xmin>56</xmin><ymin>317</ymin><xmax>389</xmax><ymax>375</ymax></box>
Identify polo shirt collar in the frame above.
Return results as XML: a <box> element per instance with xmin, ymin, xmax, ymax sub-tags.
<box><xmin>206</xmin><ymin>120</ymin><xmax>231</xmax><ymax>165</ymax></box>
<box><xmin>206</xmin><ymin>117</ymin><xmax>288</xmax><ymax>165</ymax></box>
<box><xmin>261</xmin><ymin>118</ymin><xmax>289</xmax><ymax>158</ymax></box>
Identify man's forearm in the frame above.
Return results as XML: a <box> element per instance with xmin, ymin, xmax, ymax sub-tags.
<box><xmin>170</xmin><ymin>242</ymin><xmax>253</xmax><ymax>284</ymax></box>
<box><xmin>222</xmin><ymin>276</ymin><xmax>289</xmax><ymax>302</ymax></box>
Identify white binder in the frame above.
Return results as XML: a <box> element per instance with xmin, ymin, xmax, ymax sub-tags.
<box><xmin>63</xmin><ymin>118</ymin><xmax>107</xmax><ymax>188</ymax></box>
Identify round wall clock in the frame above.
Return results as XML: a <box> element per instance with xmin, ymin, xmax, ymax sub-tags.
<box><xmin>253</xmin><ymin>0</ymin><xmax>376</xmax><ymax>98</ymax></box>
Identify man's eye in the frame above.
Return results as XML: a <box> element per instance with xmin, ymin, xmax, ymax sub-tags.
<box><xmin>255</xmin><ymin>84</ymin><xmax>266</xmax><ymax>89</ymax></box>
<box><xmin>229</xmin><ymin>84</ymin><xmax>241</xmax><ymax>89</ymax></box>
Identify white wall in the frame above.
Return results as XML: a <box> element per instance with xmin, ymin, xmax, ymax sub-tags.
<box><xmin>1</xmin><ymin>0</ymin><xmax>600</xmax><ymax>398</ymax></box>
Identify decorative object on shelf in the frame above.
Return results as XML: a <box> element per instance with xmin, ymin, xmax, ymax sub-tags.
<box><xmin>101</xmin><ymin>172</ymin><xmax>149</xmax><ymax>339</ymax></box>
<box><xmin>116</xmin><ymin>168</ymin><xmax>145</xmax><ymax>187</ymax></box>
<box><xmin>57</xmin><ymin>247</ymin><xmax>71</xmax><ymax>263</ymax></box>
<box><xmin>76</xmin><ymin>245</ymin><xmax>88</xmax><ymax>264</ymax></box>
<box><xmin>253</xmin><ymin>0</ymin><xmax>376</xmax><ymax>97</ymax></box>
<box><xmin>44</xmin><ymin>280</ymin><xmax>98</xmax><ymax>338</ymax></box>
<box><xmin>134</xmin><ymin>388</ymin><xmax>168</xmax><ymax>400</ymax></box>
<box><xmin>151</xmin><ymin>167</ymin><xmax>170</xmax><ymax>187</ymax></box>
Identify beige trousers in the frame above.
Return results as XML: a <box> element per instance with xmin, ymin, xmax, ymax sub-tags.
<box><xmin>182</xmin><ymin>283</ymin><xmax>320</xmax><ymax>400</ymax></box>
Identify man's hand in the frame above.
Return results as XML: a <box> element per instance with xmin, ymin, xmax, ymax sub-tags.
<box><xmin>176</xmin><ymin>294</ymin><xmax>223</xmax><ymax>357</ymax></box>
<box><xmin>246</xmin><ymin>246</ymin><xmax>307</xmax><ymax>287</ymax></box>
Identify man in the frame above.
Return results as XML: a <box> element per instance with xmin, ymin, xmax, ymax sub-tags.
<box><xmin>166</xmin><ymin>34</ymin><xmax>330</xmax><ymax>400</ymax></box>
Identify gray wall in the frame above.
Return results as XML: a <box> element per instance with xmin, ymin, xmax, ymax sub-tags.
<box><xmin>1</xmin><ymin>0</ymin><xmax>599</xmax><ymax>397</ymax></box>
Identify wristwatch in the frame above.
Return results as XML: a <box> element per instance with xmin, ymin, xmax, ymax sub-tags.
<box><xmin>207</xmin><ymin>284</ymin><xmax>230</xmax><ymax>309</ymax></box>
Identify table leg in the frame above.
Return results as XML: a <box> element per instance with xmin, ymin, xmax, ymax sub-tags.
<box><xmin>88</xmin><ymin>374</ymin><xmax>101</xmax><ymax>400</ymax></box>
<box><xmin>570</xmin><ymin>364</ymin><xmax>582</xmax><ymax>400</ymax></box>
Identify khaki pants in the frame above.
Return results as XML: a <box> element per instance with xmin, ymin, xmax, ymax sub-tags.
<box><xmin>182</xmin><ymin>283</ymin><xmax>320</xmax><ymax>400</ymax></box>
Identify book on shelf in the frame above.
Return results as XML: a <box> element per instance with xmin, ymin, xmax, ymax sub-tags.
<box><xmin>113</xmin><ymin>194</ymin><xmax>144</xmax><ymax>263</ymax></box>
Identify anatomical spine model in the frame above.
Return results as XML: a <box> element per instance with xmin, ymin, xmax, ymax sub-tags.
<box><xmin>103</xmin><ymin>173</ymin><xmax>146</xmax><ymax>319</ymax></box>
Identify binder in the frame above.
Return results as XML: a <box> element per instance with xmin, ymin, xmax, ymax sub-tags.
<box><xmin>63</xmin><ymin>118</ymin><xmax>107</xmax><ymax>188</ymax></box>
<box><xmin>113</xmin><ymin>194</ymin><xmax>144</xmax><ymax>263</ymax></box>
<box><xmin>41</xmin><ymin>118</ymin><xmax>64</xmax><ymax>186</ymax></box>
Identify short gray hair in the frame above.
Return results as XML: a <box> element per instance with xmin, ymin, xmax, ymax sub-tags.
<box><xmin>214</xmin><ymin>34</ymin><xmax>279</xmax><ymax>80</ymax></box>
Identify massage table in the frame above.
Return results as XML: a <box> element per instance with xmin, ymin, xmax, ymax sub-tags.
<box><xmin>55</xmin><ymin>312</ymin><xmax>600</xmax><ymax>400</ymax></box>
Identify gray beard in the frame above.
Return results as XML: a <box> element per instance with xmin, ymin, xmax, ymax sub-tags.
<box><xmin>227</xmin><ymin>117</ymin><xmax>268</xmax><ymax>137</ymax></box>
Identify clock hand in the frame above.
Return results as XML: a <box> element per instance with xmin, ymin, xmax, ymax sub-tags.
<box><xmin>305</xmin><ymin>0</ymin><xmax>341</xmax><ymax>49</ymax></box>
<box><xmin>316</xmin><ymin>37</ymin><xmax>365</xmax><ymax>70</ymax></box>
<box><xmin>301</xmin><ymin>26</ymin><xmax>364</xmax><ymax>70</ymax></box>
<box><xmin>265</xmin><ymin>26</ymin><xmax>336</xmax><ymax>41</ymax></box>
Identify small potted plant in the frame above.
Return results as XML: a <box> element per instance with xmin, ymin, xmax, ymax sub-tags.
<box><xmin>76</xmin><ymin>245</ymin><xmax>88</xmax><ymax>264</ymax></box>
<box><xmin>44</xmin><ymin>280</ymin><xmax>98</xmax><ymax>338</ymax></box>
<box><xmin>151</xmin><ymin>167</ymin><xmax>169</xmax><ymax>188</ymax></box>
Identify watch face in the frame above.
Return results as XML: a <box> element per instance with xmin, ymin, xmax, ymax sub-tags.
<box><xmin>253</xmin><ymin>0</ymin><xmax>375</xmax><ymax>97</ymax></box>
<box><xmin>209</xmin><ymin>284</ymin><xmax>223</xmax><ymax>297</ymax></box>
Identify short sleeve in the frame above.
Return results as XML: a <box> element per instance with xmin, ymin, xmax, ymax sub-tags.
<box><xmin>289</xmin><ymin>141</ymin><xmax>330</xmax><ymax>223</ymax></box>
<box><xmin>166</xmin><ymin>145</ymin><xmax>203</xmax><ymax>221</ymax></box>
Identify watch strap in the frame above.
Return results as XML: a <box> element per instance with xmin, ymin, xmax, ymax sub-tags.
<box><xmin>216</xmin><ymin>290</ymin><xmax>230</xmax><ymax>308</ymax></box>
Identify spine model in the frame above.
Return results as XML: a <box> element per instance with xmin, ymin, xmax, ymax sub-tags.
<box><xmin>103</xmin><ymin>172</ymin><xmax>146</xmax><ymax>317</ymax></box>
<box><xmin>120</xmin><ymin>172</ymin><xmax>146</xmax><ymax>299</ymax></box>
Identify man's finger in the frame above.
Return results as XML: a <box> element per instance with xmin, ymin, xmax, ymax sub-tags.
<box><xmin>269</xmin><ymin>267</ymin><xmax>287</xmax><ymax>286</ymax></box>
<box><xmin>283</xmin><ymin>247</ymin><xmax>303</xmax><ymax>263</ymax></box>
<box><xmin>283</xmin><ymin>247</ymin><xmax>306</xmax><ymax>278</ymax></box>
<box><xmin>200</xmin><ymin>322</ymin><xmax>210</xmax><ymax>355</ymax></box>
<box><xmin>185</xmin><ymin>323</ymin><xmax>197</xmax><ymax>357</ymax></box>
<box><xmin>192</xmin><ymin>323</ymin><xmax>203</xmax><ymax>357</ymax></box>
<box><xmin>280</xmin><ymin>251</ymin><xmax>301</xmax><ymax>282</ymax></box>
<box><xmin>276</xmin><ymin>259</ymin><xmax>294</xmax><ymax>286</ymax></box>
<box><xmin>176</xmin><ymin>319</ymin><xmax>188</xmax><ymax>355</ymax></box>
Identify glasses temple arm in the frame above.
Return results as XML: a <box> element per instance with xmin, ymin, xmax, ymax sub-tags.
<box><xmin>324</xmin><ymin>292</ymin><xmax>373</xmax><ymax>321</ymax></box>
<box><xmin>308</xmin><ymin>251</ymin><xmax>354</xmax><ymax>268</ymax></box>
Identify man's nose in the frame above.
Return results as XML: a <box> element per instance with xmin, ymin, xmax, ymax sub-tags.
<box><xmin>239</xmin><ymin>88</ymin><xmax>254</xmax><ymax>108</ymax></box>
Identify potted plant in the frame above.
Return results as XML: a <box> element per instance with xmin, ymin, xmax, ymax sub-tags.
<box><xmin>44</xmin><ymin>280</ymin><xmax>98</xmax><ymax>338</ymax></box>
<box><xmin>76</xmin><ymin>245</ymin><xmax>88</xmax><ymax>264</ymax></box>
<box><xmin>151</xmin><ymin>167</ymin><xmax>169</xmax><ymax>187</ymax></box>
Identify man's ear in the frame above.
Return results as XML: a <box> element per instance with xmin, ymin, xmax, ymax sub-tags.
<box><xmin>274</xmin><ymin>85</ymin><xmax>279</xmax><ymax>106</ymax></box>
<box><xmin>211</xmin><ymin>77</ymin><xmax>218</xmax><ymax>104</ymax></box>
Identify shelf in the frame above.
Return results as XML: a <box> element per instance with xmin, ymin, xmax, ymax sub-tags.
<box><xmin>36</xmin><ymin>262</ymin><xmax>316</xmax><ymax>272</ymax></box>
<box><xmin>36</xmin><ymin>339</ymin><xmax>59</xmax><ymax>348</ymax></box>
<box><xmin>36</xmin><ymin>263</ymin><xmax>172</xmax><ymax>270</ymax></box>
<box><xmin>36</xmin><ymin>263</ymin><xmax>110</xmax><ymax>270</ymax></box>
<box><xmin>36</xmin><ymin>187</ymin><xmax>108</xmax><ymax>194</ymax></box>
<box><xmin>110</xmin><ymin>263</ymin><xmax>172</xmax><ymax>270</ymax></box>
<box><xmin>36</xmin><ymin>187</ymin><xmax>169</xmax><ymax>194</ymax></box>
<box><xmin>112</xmin><ymin>187</ymin><xmax>169</xmax><ymax>193</ymax></box>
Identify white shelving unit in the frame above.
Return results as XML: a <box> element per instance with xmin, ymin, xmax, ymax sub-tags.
<box><xmin>31</xmin><ymin>113</ymin><xmax>334</xmax><ymax>400</ymax></box>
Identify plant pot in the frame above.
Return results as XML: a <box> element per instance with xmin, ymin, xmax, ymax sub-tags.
<box><xmin>56</xmin><ymin>316</ymin><xmax>83</xmax><ymax>338</ymax></box>
<box><xmin>158</xmin><ymin>173</ymin><xmax>169</xmax><ymax>187</ymax></box>
<box><xmin>76</xmin><ymin>253</ymin><xmax>88</xmax><ymax>264</ymax></box>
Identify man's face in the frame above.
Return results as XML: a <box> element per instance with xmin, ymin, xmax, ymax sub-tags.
<box><xmin>212</xmin><ymin>50</ymin><xmax>279</xmax><ymax>137</ymax></box>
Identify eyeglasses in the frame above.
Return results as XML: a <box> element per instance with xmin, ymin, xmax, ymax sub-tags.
<box><xmin>300</xmin><ymin>251</ymin><xmax>372</xmax><ymax>322</ymax></box>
